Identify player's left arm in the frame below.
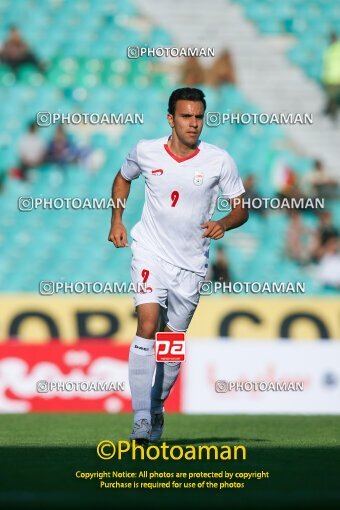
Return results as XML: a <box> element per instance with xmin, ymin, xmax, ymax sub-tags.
<box><xmin>202</xmin><ymin>153</ymin><xmax>248</xmax><ymax>240</ymax></box>
<box><xmin>201</xmin><ymin>194</ymin><xmax>248</xmax><ymax>239</ymax></box>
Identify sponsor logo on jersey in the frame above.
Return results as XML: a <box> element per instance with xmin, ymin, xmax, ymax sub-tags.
<box><xmin>193</xmin><ymin>172</ymin><xmax>204</xmax><ymax>186</ymax></box>
<box><xmin>152</xmin><ymin>169</ymin><xmax>164</xmax><ymax>176</ymax></box>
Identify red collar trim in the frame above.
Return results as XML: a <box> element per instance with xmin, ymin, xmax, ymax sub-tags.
<box><xmin>164</xmin><ymin>143</ymin><xmax>200</xmax><ymax>163</ymax></box>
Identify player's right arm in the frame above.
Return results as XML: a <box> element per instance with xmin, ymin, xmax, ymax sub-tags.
<box><xmin>108</xmin><ymin>143</ymin><xmax>142</xmax><ymax>248</ymax></box>
<box><xmin>108</xmin><ymin>171</ymin><xmax>131</xmax><ymax>247</ymax></box>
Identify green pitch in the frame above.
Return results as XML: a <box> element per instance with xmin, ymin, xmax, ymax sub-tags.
<box><xmin>0</xmin><ymin>414</ymin><xmax>339</xmax><ymax>509</ymax></box>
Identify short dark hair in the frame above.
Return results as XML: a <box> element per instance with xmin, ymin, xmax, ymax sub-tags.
<box><xmin>168</xmin><ymin>87</ymin><xmax>206</xmax><ymax>116</ymax></box>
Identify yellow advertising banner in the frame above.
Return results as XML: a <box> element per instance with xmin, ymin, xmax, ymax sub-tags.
<box><xmin>0</xmin><ymin>295</ymin><xmax>339</xmax><ymax>343</ymax></box>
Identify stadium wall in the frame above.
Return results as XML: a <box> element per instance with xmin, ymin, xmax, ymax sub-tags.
<box><xmin>0</xmin><ymin>340</ymin><xmax>339</xmax><ymax>414</ymax></box>
<box><xmin>0</xmin><ymin>295</ymin><xmax>339</xmax><ymax>342</ymax></box>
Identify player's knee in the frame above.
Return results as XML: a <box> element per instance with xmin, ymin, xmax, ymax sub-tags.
<box><xmin>136</xmin><ymin>319</ymin><xmax>158</xmax><ymax>339</ymax></box>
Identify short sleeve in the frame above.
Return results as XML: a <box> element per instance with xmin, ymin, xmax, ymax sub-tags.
<box><xmin>120</xmin><ymin>144</ymin><xmax>141</xmax><ymax>181</ymax></box>
<box><xmin>219</xmin><ymin>154</ymin><xmax>245</xmax><ymax>199</ymax></box>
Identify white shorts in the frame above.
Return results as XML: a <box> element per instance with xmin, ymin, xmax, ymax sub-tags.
<box><xmin>130</xmin><ymin>241</ymin><xmax>202</xmax><ymax>332</ymax></box>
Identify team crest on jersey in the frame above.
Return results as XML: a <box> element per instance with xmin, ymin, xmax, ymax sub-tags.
<box><xmin>193</xmin><ymin>172</ymin><xmax>204</xmax><ymax>186</ymax></box>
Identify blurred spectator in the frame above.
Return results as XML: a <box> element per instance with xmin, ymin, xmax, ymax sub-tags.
<box><xmin>180</xmin><ymin>57</ymin><xmax>206</xmax><ymax>86</ymax></box>
<box><xmin>210</xmin><ymin>246</ymin><xmax>231</xmax><ymax>283</ymax></box>
<box><xmin>0</xmin><ymin>26</ymin><xmax>44</xmax><ymax>74</ymax></box>
<box><xmin>304</xmin><ymin>159</ymin><xmax>339</xmax><ymax>199</ymax></box>
<box><xmin>16</xmin><ymin>121</ymin><xmax>46</xmax><ymax>180</ymax></box>
<box><xmin>179</xmin><ymin>50</ymin><xmax>236</xmax><ymax>88</ymax></box>
<box><xmin>318</xmin><ymin>236</ymin><xmax>340</xmax><ymax>290</ymax></box>
<box><xmin>273</xmin><ymin>159</ymin><xmax>298</xmax><ymax>197</ymax></box>
<box><xmin>46</xmin><ymin>125</ymin><xmax>90</xmax><ymax>167</ymax></box>
<box><xmin>0</xmin><ymin>142</ymin><xmax>9</xmax><ymax>191</ymax></box>
<box><xmin>311</xmin><ymin>211</ymin><xmax>339</xmax><ymax>261</ymax></box>
<box><xmin>45</xmin><ymin>125</ymin><xmax>104</xmax><ymax>172</ymax></box>
<box><xmin>243</xmin><ymin>174</ymin><xmax>266</xmax><ymax>215</ymax></box>
<box><xmin>272</xmin><ymin>158</ymin><xmax>318</xmax><ymax>210</ymax></box>
<box><xmin>286</xmin><ymin>210</ymin><xmax>313</xmax><ymax>265</ymax></box>
<box><xmin>323</xmin><ymin>32</ymin><xmax>340</xmax><ymax>121</ymax></box>
<box><xmin>205</xmin><ymin>50</ymin><xmax>236</xmax><ymax>87</ymax></box>
<box><xmin>0</xmin><ymin>171</ymin><xmax>6</xmax><ymax>193</ymax></box>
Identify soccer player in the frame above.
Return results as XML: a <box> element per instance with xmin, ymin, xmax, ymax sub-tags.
<box><xmin>108</xmin><ymin>88</ymin><xmax>248</xmax><ymax>443</ymax></box>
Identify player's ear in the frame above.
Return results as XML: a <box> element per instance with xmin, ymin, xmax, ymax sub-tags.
<box><xmin>167</xmin><ymin>113</ymin><xmax>174</xmax><ymax>128</ymax></box>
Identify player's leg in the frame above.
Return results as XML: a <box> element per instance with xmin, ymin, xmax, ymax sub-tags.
<box><xmin>150</xmin><ymin>268</ymin><xmax>201</xmax><ymax>441</ymax></box>
<box><xmin>150</xmin><ymin>322</ymin><xmax>182</xmax><ymax>441</ymax></box>
<box><xmin>129</xmin><ymin>303</ymin><xmax>161</xmax><ymax>442</ymax></box>
<box><xmin>129</xmin><ymin>241</ymin><xmax>167</xmax><ymax>443</ymax></box>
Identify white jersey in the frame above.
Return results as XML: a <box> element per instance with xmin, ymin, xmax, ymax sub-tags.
<box><xmin>121</xmin><ymin>136</ymin><xmax>245</xmax><ymax>276</ymax></box>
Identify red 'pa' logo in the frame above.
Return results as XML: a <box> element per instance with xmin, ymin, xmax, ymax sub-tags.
<box><xmin>155</xmin><ymin>332</ymin><xmax>185</xmax><ymax>362</ymax></box>
<box><xmin>152</xmin><ymin>169</ymin><xmax>164</xmax><ymax>176</ymax></box>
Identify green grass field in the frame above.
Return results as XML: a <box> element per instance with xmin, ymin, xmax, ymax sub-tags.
<box><xmin>0</xmin><ymin>414</ymin><xmax>339</xmax><ymax>509</ymax></box>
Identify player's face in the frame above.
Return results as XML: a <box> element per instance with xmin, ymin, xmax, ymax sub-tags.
<box><xmin>167</xmin><ymin>100</ymin><xmax>204</xmax><ymax>147</ymax></box>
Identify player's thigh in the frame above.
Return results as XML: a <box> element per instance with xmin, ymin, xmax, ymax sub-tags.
<box><xmin>131</xmin><ymin>241</ymin><xmax>167</xmax><ymax>309</ymax></box>
<box><xmin>136</xmin><ymin>302</ymin><xmax>162</xmax><ymax>339</ymax></box>
<box><xmin>164</xmin><ymin>271</ymin><xmax>201</xmax><ymax>332</ymax></box>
